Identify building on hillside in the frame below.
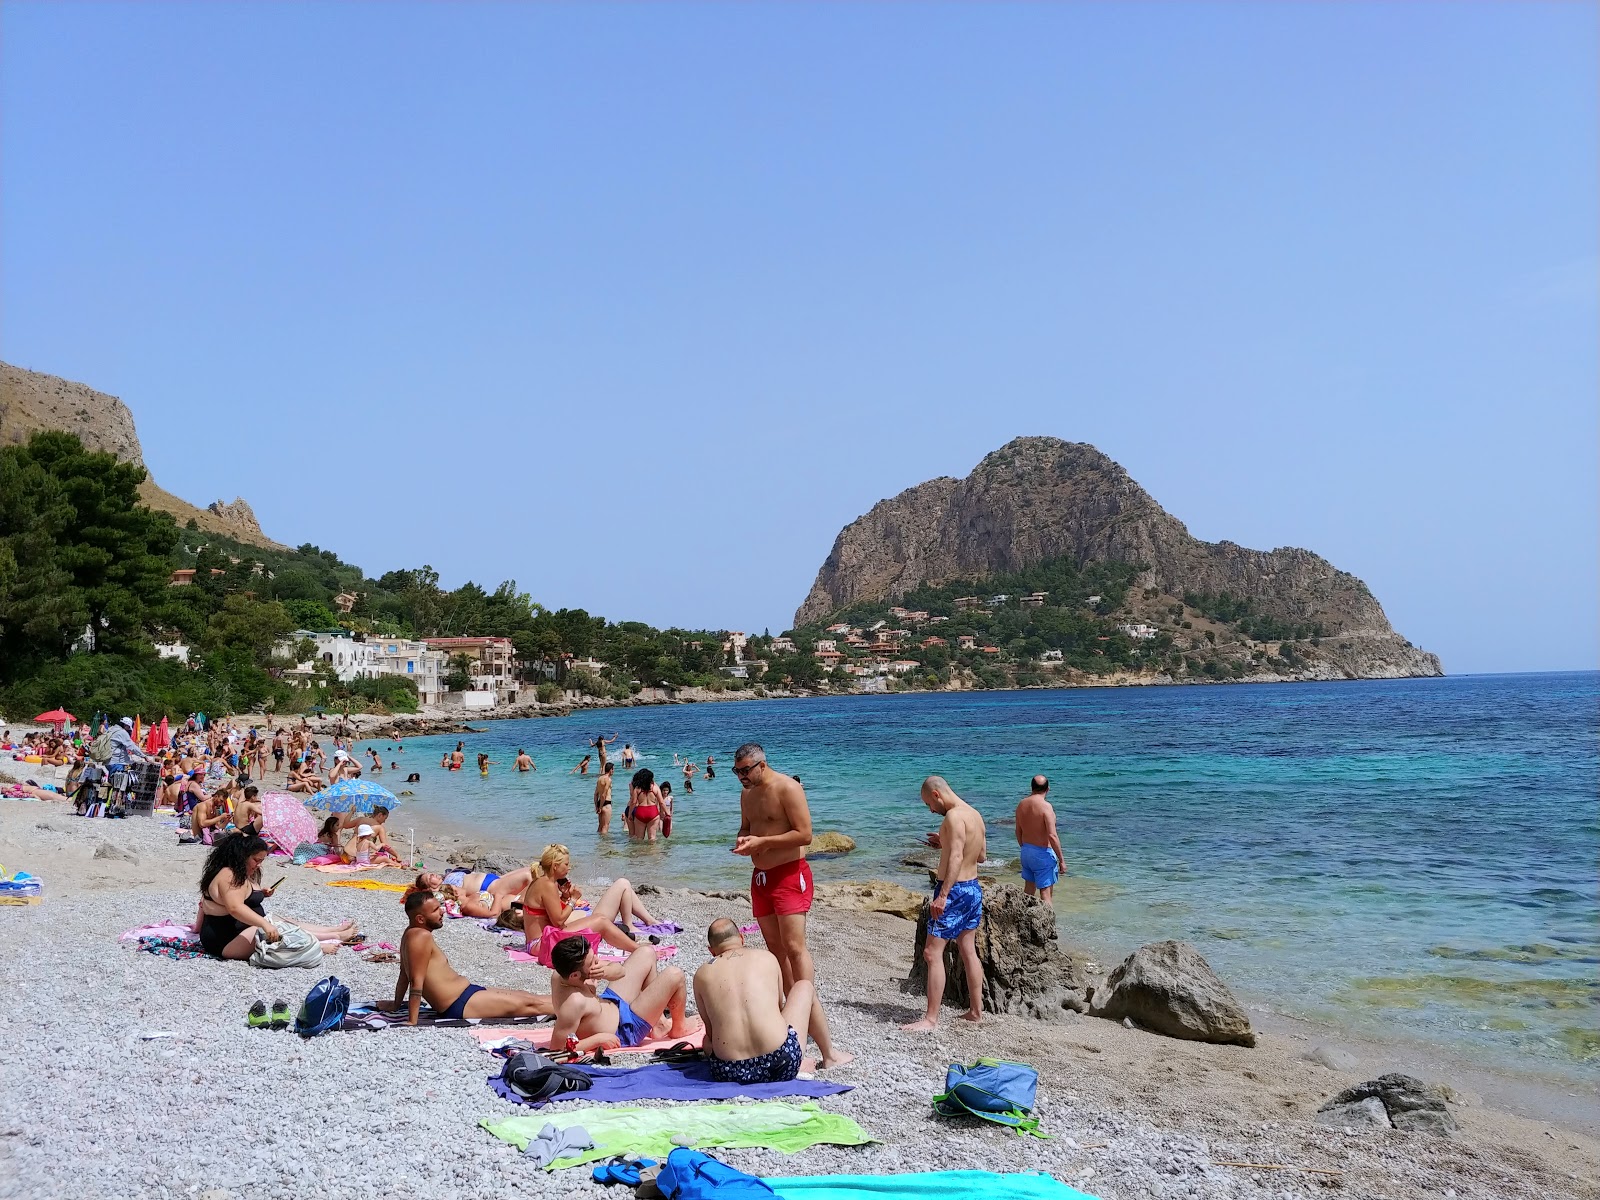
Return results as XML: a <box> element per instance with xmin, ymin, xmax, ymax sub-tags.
<box><xmin>814</xmin><ymin>639</ymin><xmax>838</xmax><ymax>653</ymax></box>
<box><xmin>168</xmin><ymin>568</ymin><xmax>227</xmax><ymax>587</ymax></box>
<box><xmin>927</xmin><ymin>614</ymin><xmax>949</xmax><ymax>624</ymax></box>
<box><xmin>980</xmin><ymin>645</ymin><xmax>1002</xmax><ymax>655</ymax></box>
<box><xmin>957</xmin><ymin>634</ymin><xmax>978</xmax><ymax>650</ymax></box>
<box><xmin>953</xmin><ymin>597</ymin><xmax>982</xmax><ymax>612</ymax></box>
<box><xmin>887</xmin><ymin>659</ymin><xmax>921</xmax><ymax>675</ymax></box>
<box><xmin>369</xmin><ymin>638</ymin><xmax>446</xmax><ymax>705</ymax></box>
<box><xmin>825</xmin><ymin>623</ymin><xmax>852</xmax><ymax>635</ymax></box>
<box><xmin>986</xmin><ymin>595</ymin><xmax>1010</xmax><ymax>607</ymax></box>
<box><xmin>1117</xmin><ymin>623</ymin><xmax>1158</xmax><ymax>640</ymax></box>
<box><xmin>154</xmin><ymin>642</ymin><xmax>191</xmax><ymax>664</ymax></box>
<box><xmin>1086</xmin><ymin>595</ymin><xmax>1102</xmax><ymax>606</ymax></box>
<box><xmin>723</xmin><ymin>632</ymin><xmax>748</xmax><ymax>663</ymax></box>
<box><xmin>1021</xmin><ymin>592</ymin><xmax>1049</xmax><ymax>608</ymax></box>
<box><xmin>815</xmin><ymin>649</ymin><xmax>845</xmax><ymax>667</ymax></box>
<box><xmin>1040</xmin><ymin>649</ymin><xmax>1064</xmax><ymax>664</ymax></box>
<box><xmin>770</xmin><ymin>636</ymin><xmax>797</xmax><ymax>654</ymax></box>
<box><xmin>278</xmin><ymin>630</ymin><xmax>381</xmax><ymax>683</ymax></box>
<box><xmin>921</xmin><ymin>635</ymin><xmax>947</xmax><ymax>649</ymax></box>
<box><xmin>425</xmin><ymin>636</ymin><xmax>520</xmax><ymax>700</ymax></box>
<box><xmin>333</xmin><ymin>592</ymin><xmax>360</xmax><ymax>613</ymax></box>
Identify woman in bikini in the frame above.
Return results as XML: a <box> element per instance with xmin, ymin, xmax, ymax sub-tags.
<box><xmin>413</xmin><ymin>867</ymin><xmax>532</xmax><ymax>916</ymax></box>
<box><xmin>520</xmin><ymin>843</ymin><xmax>659</xmax><ymax>965</ymax></box>
<box><xmin>628</xmin><ymin>768</ymin><xmax>663</xmax><ymax>841</ymax></box>
<box><xmin>196</xmin><ymin>832</ymin><xmax>358</xmax><ymax>959</ymax></box>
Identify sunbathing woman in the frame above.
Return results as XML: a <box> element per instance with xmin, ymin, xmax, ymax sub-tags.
<box><xmin>520</xmin><ymin>843</ymin><xmax>659</xmax><ymax>965</ymax></box>
<box><xmin>413</xmin><ymin>867</ymin><xmax>531</xmax><ymax>916</ymax></box>
<box><xmin>197</xmin><ymin>833</ymin><xmax>358</xmax><ymax>959</ymax></box>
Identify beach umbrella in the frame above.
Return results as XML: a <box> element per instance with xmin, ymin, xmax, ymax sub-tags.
<box><xmin>260</xmin><ymin>791</ymin><xmax>320</xmax><ymax>851</ymax></box>
<box><xmin>33</xmin><ymin>709</ymin><xmax>77</xmax><ymax>729</ymax></box>
<box><xmin>314</xmin><ymin>778</ymin><xmax>399</xmax><ymax>815</ymax></box>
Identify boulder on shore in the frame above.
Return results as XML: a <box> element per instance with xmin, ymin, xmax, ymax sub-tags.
<box><xmin>1317</xmin><ymin>1074</ymin><xmax>1457</xmax><ymax>1135</ymax></box>
<box><xmin>809</xmin><ymin>832</ymin><xmax>856</xmax><ymax>855</ymax></box>
<box><xmin>814</xmin><ymin>880</ymin><xmax>925</xmax><ymax>922</ymax></box>
<box><xmin>1088</xmin><ymin>939</ymin><xmax>1256</xmax><ymax>1046</ymax></box>
<box><xmin>904</xmin><ymin>883</ymin><xmax>1089</xmax><ymax>1020</ymax></box>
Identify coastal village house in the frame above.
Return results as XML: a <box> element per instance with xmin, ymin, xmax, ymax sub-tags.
<box><xmin>276</xmin><ymin>631</ymin><xmax>447</xmax><ymax>706</ymax></box>
<box><xmin>425</xmin><ymin>635</ymin><xmax>520</xmax><ymax>702</ymax></box>
<box><xmin>1117</xmin><ymin>623</ymin><xmax>1159</xmax><ymax>640</ymax></box>
<box><xmin>770</xmin><ymin>636</ymin><xmax>797</xmax><ymax>654</ymax></box>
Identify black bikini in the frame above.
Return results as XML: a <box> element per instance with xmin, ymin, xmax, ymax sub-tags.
<box><xmin>199</xmin><ymin>888</ymin><xmax>267</xmax><ymax>957</ymax></box>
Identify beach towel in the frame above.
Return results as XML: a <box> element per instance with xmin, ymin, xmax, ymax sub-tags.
<box><xmin>120</xmin><ymin>920</ymin><xmax>197</xmax><ymax>942</ymax></box>
<box><xmin>136</xmin><ymin>934</ymin><xmax>208</xmax><ymax>961</ymax></box>
<box><xmin>766</xmin><ymin>1172</ymin><xmax>1099</xmax><ymax>1200</ymax></box>
<box><xmin>506</xmin><ymin>943</ymin><xmax>679</xmax><ymax>966</ymax></box>
<box><xmin>339</xmin><ymin>1003</ymin><xmax>553</xmax><ymax>1032</ymax></box>
<box><xmin>326</xmin><ymin>879</ymin><xmax>410</xmax><ymax>893</ymax></box>
<box><xmin>480</xmin><ymin>1101</ymin><xmax>874</xmax><ymax>1170</ymax></box>
<box><xmin>631</xmin><ymin>921</ymin><xmax>683</xmax><ymax>936</ymax></box>
<box><xmin>308</xmin><ymin>860</ymin><xmax>401</xmax><ymax>874</ymax></box>
<box><xmin>488</xmin><ymin>1060</ymin><xmax>851</xmax><ymax>1109</ymax></box>
<box><xmin>469</xmin><ymin>1023</ymin><xmax>704</xmax><ymax>1056</ymax></box>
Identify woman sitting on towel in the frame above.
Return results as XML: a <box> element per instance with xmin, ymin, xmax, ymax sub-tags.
<box><xmin>520</xmin><ymin>843</ymin><xmax>659</xmax><ymax>965</ymax></box>
<box><xmin>197</xmin><ymin>832</ymin><xmax>359</xmax><ymax>959</ymax></box>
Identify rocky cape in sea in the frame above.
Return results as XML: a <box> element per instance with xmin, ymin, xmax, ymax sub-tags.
<box><xmin>795</xmin><ymin>436</ymin><xmax>1442</xmax><ymax>682</ymax></box>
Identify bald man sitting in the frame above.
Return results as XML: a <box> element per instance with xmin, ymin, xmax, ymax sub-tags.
<box><xmin>693</xmin><ymin>917</ymin><xmax>818</xmax><ymax>1083</ymax></box>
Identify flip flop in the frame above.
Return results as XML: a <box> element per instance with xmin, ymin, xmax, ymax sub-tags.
<box><xmin>269</xmin><ymin>1000</ymin><xmax>290</xmax><ymax>1030</ymax></box>
<box><xmin>590</xmin><ymin>1155</ymin><xmax>656</xmax><ymax>1186</ymax></box>
<box><xmin>653</xmin><ymin>1041</ymin><xmax>703</xmax><ymax>1064</ymax></box>
<box><xmin>247</xmin><ymin>1001</ymin><xmax>270</xmax><ymax>1029</ymax></box>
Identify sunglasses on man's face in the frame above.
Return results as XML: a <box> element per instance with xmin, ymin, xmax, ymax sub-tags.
<box><xmin>732</xmin><ymin>762</ymin><xmax>764</xmax><ymax>778</ymax></box>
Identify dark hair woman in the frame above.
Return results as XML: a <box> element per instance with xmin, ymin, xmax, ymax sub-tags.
<box><xmin>197</xmin><ymin>832</ymin><xmax>356</xmax><ymax>959</ymax></box>
<box><xmin>629</xmin><ymin>768</ymin><xmax>662</xmax><ymax>841</ymax></box>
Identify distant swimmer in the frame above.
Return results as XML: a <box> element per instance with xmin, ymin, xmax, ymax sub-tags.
<box><xmin>590</xmin><ymin>733</ymin><xmax>619</xmax><ymax>769</ymax></box>
<box><xmin>621</xmin><ymin>743</ymin><xmax>636</xmax><ymax>769</ymax></box>
<box><xmin>477</xmin><ymin>753</ymin><xmax>497</xmax><ymax>777</ymax></box>
<box><xmin>571</xmin><ymin>754</ymin><xmax>592</xmax><ymax>776</ymax></box>
<box><xmin>449</xmin><ymin>744</ymin><xmax>464</xmax><ymax>772</ymax></box>
<box><xmin>703</xmin><ymin>755</ymin><xmax>715</xmax><ymax>780</ymax></box>
<box><xmin>682</xmin><ymin>760</ymin><xmax>697</xmax><ymax>794</ymax></box>
<box><xmin>594</xmin><ymin>762</ymin><xmax>615</xmax><ymax>835</ymax></box>
<box><xmin>1015</xmin><ymin>775</ymin><xmax>1066</xmax><ymax>905</ymax></box>
<box><xmin>515</xmin><ymin>749</ymin><xmax>535</xmax><ymax>773</ymax></box>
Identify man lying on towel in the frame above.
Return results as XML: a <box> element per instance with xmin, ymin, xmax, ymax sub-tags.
<box><xmin>383</xmin><ymin>891</ymin><xmax>555</xmax><ymax>1024</ymax></box>
<box><xmin>548</xmin><ymin>935</ymin><xmax>699</xmax><ymax>1054</ymax></box>
<box><xmin>692</xmin><ymin>917</ymin><xmax>819</xmax><ymax>1083</ymax></box>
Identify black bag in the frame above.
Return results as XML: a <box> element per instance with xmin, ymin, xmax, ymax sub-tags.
<box><xmin>500</xmin><ymin>1050</ymin><xmax>594</xmax><ymax>1104</ymax></box>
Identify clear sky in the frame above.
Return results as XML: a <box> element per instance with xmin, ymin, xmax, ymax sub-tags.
<box><xmin>3</xmin><ymin>3</ymin><xmax>1594</xmax><ymax>674</ymax></box>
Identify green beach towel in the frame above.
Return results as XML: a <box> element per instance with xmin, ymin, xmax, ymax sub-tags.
<box><xmin>480</xmin><ymin>1101</ymin><xmax>874</xmax><ymax>1170</ymax></box>
<box><xmin>767</xmin><ymin>1170</ymin><xmax>1099</xmax><ymax>1200</ymax></box>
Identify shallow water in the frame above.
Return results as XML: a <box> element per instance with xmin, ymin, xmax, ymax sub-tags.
<box><xmin>357</xmin><ymin>672</ymin><xmax>1599</xmax><ymax>1084</ymax></box>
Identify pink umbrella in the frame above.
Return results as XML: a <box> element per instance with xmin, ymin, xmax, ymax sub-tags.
<box><xmin>260</xmin><ymin>791</ymin><xmax>320</xmax><ymax>853</ymax></box>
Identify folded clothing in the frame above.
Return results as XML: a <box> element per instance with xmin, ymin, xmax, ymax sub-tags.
<box><xmin>488</xmin><ymin>1059</ymin><xmax>851</xmax><ymax>1109</ymax></box>
<box><xmin>481</xmin><ymin>1100</ymin><xmax>874</xmax><ymax>1171</ymax></box>
<box><xmin>766</xmin><ymin>1172</ymin><xmax>1100</xmax><ymax>1200</ymax></box>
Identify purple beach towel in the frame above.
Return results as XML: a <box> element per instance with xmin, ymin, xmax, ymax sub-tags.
<box><xmin>488</xmin><ymin>1060</ymin><xmax>852</xmax><ymax>1109</ymax></box>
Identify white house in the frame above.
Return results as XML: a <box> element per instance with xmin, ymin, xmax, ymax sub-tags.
<box><xmin>1117</xmin><ymin>623</ymin><xmax>1158</xmax><ymax>640</ymax></box>
<box><xmin>370</xmin><ymin>638</ymin><xmax>446</xmax><ymax>705</ymax></box>
<box><xmin>1040</xmin><ymin>649</ymin><xmax>1064</xmax><ymax>664</ymax></box>
<box><xmin>154</xmin><ymin>642</ymin><xmax>191</xmax><ymax>664</ymax></box>
<box><xmin>770</xmin><ymin>636</ymin><xmax>797</xmax><ymax>654</ymax></box>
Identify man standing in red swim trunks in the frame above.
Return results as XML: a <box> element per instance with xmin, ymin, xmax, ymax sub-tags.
<box><xmin>732</xmin><ymin>742</ymin><xmax>852</xmax><ymax>1069</ymax></box>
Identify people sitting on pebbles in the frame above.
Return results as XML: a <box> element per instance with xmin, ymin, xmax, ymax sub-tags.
<box><xmin>383</xmin><ymin>890</ymin><xmax>555</xmax><ymax>1024</ymax></box>
<box><xmin>197</xmin><ymin>833</ymin><xmax>360</xmax><ymax>959</ymax></box>
<box><xmin>520</xmin><ymin>843</ymin><xmax>661</xmax><ymax>964</ymax></box>
<box><xmin>548</xmin><ymin>935</ymin><xmax>698</xmax><ymax>1053</ymax></box>
<box><xmin>694</xmin><ymin>916</ymin><xmax>830</xmax><ymax>1081</ymax></box>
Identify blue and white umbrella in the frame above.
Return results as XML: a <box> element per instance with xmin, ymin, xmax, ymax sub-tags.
<box><xmin>312</xmin><ymin>778</ymin><xmax>400</xmax><ymax>814</ymax></box>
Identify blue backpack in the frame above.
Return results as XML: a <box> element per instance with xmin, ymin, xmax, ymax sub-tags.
<box><xmin>294</xmin><ymin>976</ymin><xmax>351</xmax><ymax>1037</ymax></box>
<box><xmin>656</xmin><ymin>1149</ymin><xmax>775</xmax><ymax>1199</ymax></box>
<box><xmin>933</xmin><ymin>1058</ymin><xmax>1048</xmax><ymax>1137</ymax></box>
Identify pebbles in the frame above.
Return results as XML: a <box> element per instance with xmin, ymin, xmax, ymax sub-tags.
<box><xmin>0</xmin><ymin>802</ymin><xmax>1591</xmax><ymax>1200</ymax></box>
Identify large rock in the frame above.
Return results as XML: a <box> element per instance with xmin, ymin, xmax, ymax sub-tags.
<box><xmin>1314</xmin><ymin>1096</ymin><xmax>1392</xmax><ymax>1130</ymax></box>
<box><xmin>809</xmin><ymin>831</ymin><xmax>856</xmax><ymax>855</ymax></box>
<box><xmin>904</xmin><ymin>882</ymin><xmax>1089</xmax><ymax>1020</ymax></box>
<box><xmin>814</xmin><ymin>880</ymin><xmax>925</xmax><ymax>922</ymax></box>
<box><xmin>1088</xmin><ymin>939</ymin><xmax>1256</xmax><ymax>1046</ymax></box>
<box><xmin>1317</xmin><ymin>1074</ymin><xmax>1457</xmax><ymax>1135</ymax></box>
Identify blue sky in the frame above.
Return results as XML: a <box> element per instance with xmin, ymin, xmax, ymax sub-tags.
<box><xmin>2</xmin><ymin>3</ymin><xmax>1594</xmax><ymax>673</ymax></box>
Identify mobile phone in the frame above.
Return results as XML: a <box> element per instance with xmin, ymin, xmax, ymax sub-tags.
<box><xmin>268</xmin><ymin>876</ymin><xmax>286</xmax><ymax>891</ymax></box>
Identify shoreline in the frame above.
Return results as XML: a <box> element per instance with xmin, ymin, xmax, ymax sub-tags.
<box><xmin>1</xmin><ymin>795</ymin><xmax>1596</xmax><ymax>1200</ymax></box>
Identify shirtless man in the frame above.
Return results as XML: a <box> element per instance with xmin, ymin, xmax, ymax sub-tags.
<box><xmin>1015</xmin><ymin>774</ymin><xmax>1066</xmax><ymax>905</ymax></box>
<box><xmin>547</xmin><ymin>936</ymin><xmax>697</xmax><ymax>1053</ymax></box>
<box><xmin>694</xmin><ymin>917</ymin><xmax>816</xmax><ymax>1082</ymax></box>
<box><xmin>903</xmin><ymin>776</ymin><xmax>987</xmax><ymax>1031</ymax></box>
<box><xmin>234</xmin><ymin>785</ymin><xmax>264</xmax><ymax>835</ymax></box>
<box><xmin>620</xmin><ymin>743</ymin><xmax>636</xmax><ymax>769</ymax></box>
<box><xmin>593</xmin><ymin>762</ymin><xmax>615</xmax><ymax>835</ymax></box>
<box><xmin>732</xmin><ymin>742</ymin><xmax>851</xmax><ymax>1068</ymax></box>
<box><xmin>514</xmin><ymin>749</ymin><xmax>535</xmax><ymax>773</ymax></box>
<box><xmin>386</xmin><ymin>892</ymin><xmax>554</xmax><ymax>1024</ymax></box>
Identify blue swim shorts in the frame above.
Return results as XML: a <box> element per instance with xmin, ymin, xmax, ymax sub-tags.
<box><xmin>928</xmin><ymin>878</ymin><xmax>984</xmax><ymax>940</ymax></box>
<box><xmin>1018</xmin><ymin>842</ymin><xmax>1060</xmax><ymax>889</ymax></box>
<box><xmin>601</xmin><ymin>987</ymin><xmax>654</xmax><ymax>1047</ymax></box>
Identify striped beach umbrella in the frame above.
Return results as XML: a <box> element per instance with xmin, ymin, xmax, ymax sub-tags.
<box><xmin>313</xmin><ymin>778</ymin><xmax>400</xmax><ymax>815</ymax></box>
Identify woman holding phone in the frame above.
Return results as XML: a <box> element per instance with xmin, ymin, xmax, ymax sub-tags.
<box><xmin>196</xmin><ymin>833</ymin><xmax>359</xmax><ymax>959</ymax></box>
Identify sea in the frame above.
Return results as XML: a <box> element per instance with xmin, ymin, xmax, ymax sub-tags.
<box><xmin>356</xmin><ymin>671</ymin><xmax>1599</xmax><ymax>1085</ymax></box>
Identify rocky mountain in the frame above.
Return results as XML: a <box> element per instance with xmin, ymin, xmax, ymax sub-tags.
<box><xmin>0</xmin><ymin>362</ymin><xmax>282</xmax><ymax>549</ymax></box>
<box><xmin>795</xmin><ymin>437</ymin><xmax>1441</xmax><ymax>680</ymax></box>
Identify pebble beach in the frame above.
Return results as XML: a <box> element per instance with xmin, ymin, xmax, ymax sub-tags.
<box><xmin>2</xmin><ymin>792</ymin><xmax>1597</xmax><ymax>1200</ymax></box>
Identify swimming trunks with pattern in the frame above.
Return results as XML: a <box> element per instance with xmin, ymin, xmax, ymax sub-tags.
<box><xmin>708</xmin><ymin>1026</ymin><xmax>802</xmax><ymax>1084</ymax></box>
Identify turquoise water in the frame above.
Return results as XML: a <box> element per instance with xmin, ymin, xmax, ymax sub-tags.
<box><xmin>359</xmin><ymin>672</ymin><xmax>1599</xmax><ymax>1081</ymax></box>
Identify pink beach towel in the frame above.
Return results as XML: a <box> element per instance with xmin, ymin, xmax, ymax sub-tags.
<box><xmin>505</xmin><ymin>941</ymin><xmax>678</xmax><ymax>966</ymax></box>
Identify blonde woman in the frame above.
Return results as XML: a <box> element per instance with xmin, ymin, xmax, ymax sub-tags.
<box><xmin>521</xmin><ymin>844</ymin><xmax>660</xmax><ymax>966</ymax></box>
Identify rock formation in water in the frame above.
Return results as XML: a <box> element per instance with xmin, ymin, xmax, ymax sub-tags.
<box><xmin>0</xmin><ymin>361</ymin><xmax>281</xmax><ymax>548</ymax></box>
<box><xmin>795</xmin><ymin>436</ymin><xmax>1440</xmax><ymax>679</ymax></box>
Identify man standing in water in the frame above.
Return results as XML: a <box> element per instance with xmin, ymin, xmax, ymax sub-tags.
<box><xmin>514</xmin><ymin>749</ymin><xmax>535</xmax><ymax>772</ymax></box>
<box><xmin>1015</xmin><ymin>774</ymin><xmax>1065</xmax><ymax>905</ymax></box>
<box><xmin>594</xmin><ymin>762</ymin><xmax>615</xmax><ymax>835</ymax></box>
<box><xmin>902</xmin><ymin>775</ymin><xmax>987</xmax><ymax>1031</ymax></box>
<box><xmin>732</xmin><ymin>743</ymin><xmax>852</xmax><ymax>1068</ymax></box>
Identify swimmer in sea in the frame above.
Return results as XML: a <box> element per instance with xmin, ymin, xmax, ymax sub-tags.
<box><xmin>570</xmin><ymin>754</ymin><xmax>592</xmax><ymax>776</ymax></box>
<box><xmin>621</xmin><ymin>743</ymin><xmax>636</xmax><ymax>769</ymax></box>
<box><xmin>477</xmin><ymin>753</ymin><xmax>498</xmax><ymax>777</ymax></box>
<box><xmin>515</xmin><ymin>749</ymin><xmax>535</xmax><ymax>773</ymax></box>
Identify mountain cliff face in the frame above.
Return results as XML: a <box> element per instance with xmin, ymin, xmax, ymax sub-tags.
<box><xmin>796</xmin><ymin>437</ymin><xmax>1440</xmax><ymax>679</ymax></box>
<box><xmin>0</xmin><ymin>362</ymin><xmax>281</xmax><ymax>549</ymax></box>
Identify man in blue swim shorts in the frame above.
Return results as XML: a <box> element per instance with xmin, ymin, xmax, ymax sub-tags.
<box><xmin>386</xmin><ymin>891</ymin><xmax>555</xmax><ymax>1025</ymax></box>
<box><xmin>1015</xmin><ymin>774</ymin><xmax>1067</xmax><ymax>905</ymax></box>
<box><xmin>548</xmin><ymin>936</ymin><xmax>700</xmax><ymax>1054</ymax></box>
<box><xmin>903</xmin><ymin>776</ymin><xmax>988</xmax><ymax>1031</ymax></box>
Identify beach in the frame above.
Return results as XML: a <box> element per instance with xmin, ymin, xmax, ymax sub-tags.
<box><xmin>2</xmin><ymin>784</ymin><xmax>1598</xmax><ymax>1200</ymax></box>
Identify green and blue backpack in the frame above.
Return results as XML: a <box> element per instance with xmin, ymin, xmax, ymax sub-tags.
<box><xmin>933</xmin><ymin>1058</ymin><xmax>1049</xmax><ymax>1137</ymax></box>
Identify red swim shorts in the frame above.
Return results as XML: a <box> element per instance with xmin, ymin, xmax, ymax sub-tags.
<box><xmin>750</xmin><ymin>858</ymin><xmax>814</xmax><ymax>919</ymax></box>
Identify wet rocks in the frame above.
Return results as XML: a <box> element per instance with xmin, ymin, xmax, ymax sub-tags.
<box><xmin>1317</xmin><ymin>1074</ymin><xmax>1458</xmax><ymax>1135</ymax></box>
<box><xmin>1088</xmin><ymin>939</ymin><xmax>1256</xmax><ymax>1046</ymax></box>
<box><xmin>809</xmin><ymin>831</ymin><xmax>856</xmax><ymax>855</ymax></box>
<box><xmin>904</xmin><ymin>882</ymin><xmax>1089</xmax><ymax>1019</ymax></box>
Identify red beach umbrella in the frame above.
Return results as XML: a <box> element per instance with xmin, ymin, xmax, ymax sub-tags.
<box><xmin>33</xmin><ymin>709</ymin><xmax>77</xmax><ymax>729</ymax></box>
